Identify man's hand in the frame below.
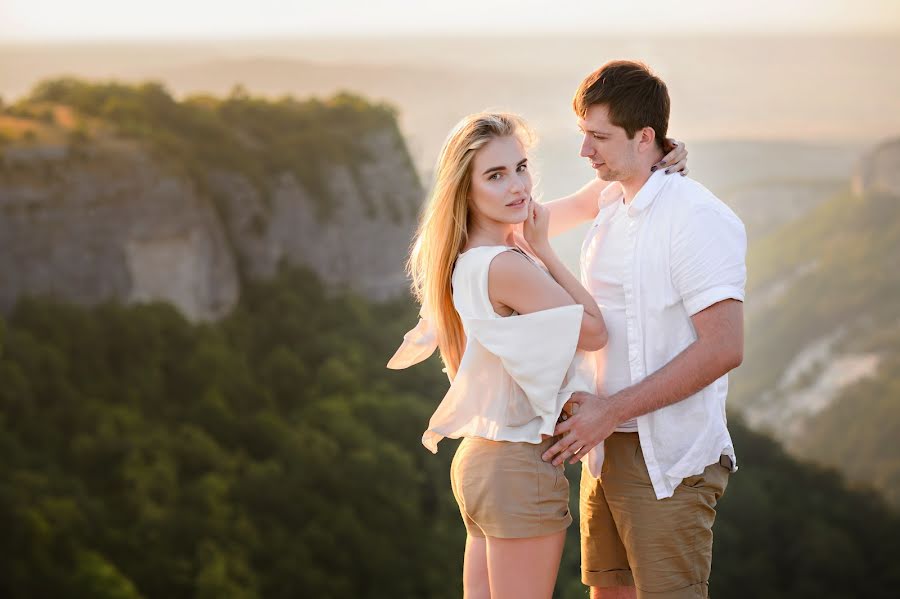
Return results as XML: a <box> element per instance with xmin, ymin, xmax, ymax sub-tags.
<box><xmin>543</xmin><ymin>391</ymin><xmax>622</xmax><ymax>466</ymax></box>
<box><xmin>545</xmin><ymin>300</ymin><xmax>745</xmax><ymax>466</ymax></box>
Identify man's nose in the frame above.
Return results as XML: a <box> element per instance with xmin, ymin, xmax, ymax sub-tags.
<box><xmin>580</xmin><ymin>135</ymin><xmax>593</xmax><ymax>158</ymax></box>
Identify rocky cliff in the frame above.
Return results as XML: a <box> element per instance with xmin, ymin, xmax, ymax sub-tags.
<box><xmin>0</xmin><ymin>81</ymin><xmax>421</xmax><ymax>320</ymax></box>
<box><xmin>853</xmin><ymin>137</ymin><xmax>900</xmax><ymax>197</ymax></box>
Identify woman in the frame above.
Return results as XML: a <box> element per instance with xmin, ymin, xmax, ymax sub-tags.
<box><xmin>388</xmin><ymin>113</ymin><xmax>686</xmax><ymax>598</ymax></box>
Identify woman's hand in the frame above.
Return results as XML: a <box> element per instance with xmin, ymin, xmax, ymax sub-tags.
<box><xmin>522</xmin><ymin>197</ymin><xmax>552</xmax><ymax>257</ymax></box>
<box><xmin>653</xmin><ymin>138</ymin><xmax>689</xmax><ymax>176</ymax></box>
<box><xmin>559</xmin><ymin>393</ymin><xmax>584</xmax><ymax>421</ymax></box>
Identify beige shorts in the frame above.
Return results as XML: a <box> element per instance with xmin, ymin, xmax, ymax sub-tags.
<box><xmin>580</xmin><ymin>432</ymin><xmax>730</xmax><ymax>598</ymax></box>
<box><xmin>450</xmin><ymin>436</ymin><xmax>573</xmax><ymax>539</ymax></box>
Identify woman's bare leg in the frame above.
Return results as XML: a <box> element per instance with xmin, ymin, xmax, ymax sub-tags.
<box><xmin>485</xmin><ymin>531</ymin><xmax>566</xmax><ymax>599</ymax></box>
<box><xmin>463</xmin><ymin>535</ymin><xmax>491</xmax><ymax>599</ymax></box>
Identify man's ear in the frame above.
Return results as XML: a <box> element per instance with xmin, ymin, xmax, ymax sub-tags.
<box><xmin>639</xmin><ymin>126</ymin><xmax>657</xmax><ymax>152</ymax></box>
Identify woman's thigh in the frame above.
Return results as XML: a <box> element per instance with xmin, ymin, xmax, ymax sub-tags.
<box><xmin>486</xmin><ymin>531</ymin><xmax>566</xmax><ymax>599</ymax></box>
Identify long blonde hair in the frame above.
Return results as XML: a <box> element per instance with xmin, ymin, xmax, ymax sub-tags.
<box><xmin>407</xmin><ymin>112</ymin><xmax>534</xmax><ymax>380</ymax></box>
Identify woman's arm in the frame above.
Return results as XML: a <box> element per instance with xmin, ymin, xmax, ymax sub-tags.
<box><xmin>544</xmin><ymin>139</ymin><xmax>689</xmax><ymax>238</ymax></box>
<box><xmin>490</xmin><ymin>198</ymin><xmax>608</xmax><ymax>351</ymax></box>
<box><xmin>488</xmin><ymin>250</ymin><xmax>607</xmax><ymax>351</ymax></box>
<box><xmin>545</xmin><ymin>178</ymin><xmax>610</xmax><ymax>238</ymax></box>
<box><xmin>526</xmin><ymin>200</ymin><xmax>607</xmax><ymax>349</ymax></box>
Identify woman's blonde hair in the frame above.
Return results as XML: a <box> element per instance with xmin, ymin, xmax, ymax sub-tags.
<box><xmin>407</xmin><ymin>112</ymin><xmax>534</xmax><ymax>379</ymax></box>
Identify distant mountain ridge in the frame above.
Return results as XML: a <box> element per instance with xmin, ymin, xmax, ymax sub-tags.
<box><xmin>854</xmin><ymin>137</ymin><xmax>900</xmax><ymax>197</ymax></box>
<box><xmin>0</xmin><ymin>79</ymin><xmax>422</xmax><ymax>320</ymax></box>
<box><xmin>730</xmin><ymin>136</ymin><xmax>900</xmax><ymax>506</ymax></box>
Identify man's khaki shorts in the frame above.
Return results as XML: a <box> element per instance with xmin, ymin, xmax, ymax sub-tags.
<box><xmin>580</xmin><ymin>432</ymin><xmax>729</xmax><ymax>598</ymax></box>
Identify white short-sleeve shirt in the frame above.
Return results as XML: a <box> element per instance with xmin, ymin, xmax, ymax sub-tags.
<box><xmin>581</xmin><ymin>170</ymin><xmax>747</xmax><ymax>499</ymax></box>
<box><xmin>582</xmin><ymin>199</ymin><xmax>638</xmax><ymax>432</ymax></box>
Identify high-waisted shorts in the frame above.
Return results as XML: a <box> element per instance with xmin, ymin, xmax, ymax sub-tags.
<box><xmin>449</xmin><ymin>436</ymin><xmax>573</xmax><ymax>539</ymax></box>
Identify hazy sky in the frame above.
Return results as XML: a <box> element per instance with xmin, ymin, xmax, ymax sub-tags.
<box><xmin>3</xmin><ymin>0</ymin><xmax>900</xmax><ymax>41</ymax></box>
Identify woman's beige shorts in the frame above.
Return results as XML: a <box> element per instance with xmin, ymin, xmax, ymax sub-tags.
<box><xmin>450</xmin><ymin>436</ymin><xmax>573</xmax><ymax>539</ymax></box>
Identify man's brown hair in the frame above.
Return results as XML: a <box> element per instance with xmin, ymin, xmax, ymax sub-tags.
<box><xmin>573</xmin><ymin>60</ymin><xmax>670</xmax><ymax>150</ymax></box>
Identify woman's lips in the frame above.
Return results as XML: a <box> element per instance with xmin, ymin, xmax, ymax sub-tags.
<box><xmin>507</xmin><ymin>198</ymin><xmax>526</xmax><ymax>207</ymax></box>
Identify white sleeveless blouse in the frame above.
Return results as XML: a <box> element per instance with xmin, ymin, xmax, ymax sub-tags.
<box><xmin>388</xmin><ymin>245</ymin><xmax>596</xmax><ymax>455</ymax></box>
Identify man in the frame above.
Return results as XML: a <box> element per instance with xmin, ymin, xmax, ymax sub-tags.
<box><xmin>543</xmin><ymin>61</ymin><xmax>747</xmax><ymax>598</ymax></box>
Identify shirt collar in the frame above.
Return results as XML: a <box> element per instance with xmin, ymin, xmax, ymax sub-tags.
<box><xmin>626</xmin><ymin>169</ymin><xmax>672</xmax><ymax>218</ymax></box>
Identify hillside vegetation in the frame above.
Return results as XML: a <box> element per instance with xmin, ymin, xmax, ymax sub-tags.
<box><xmin>732</xmin><ymin>179</ymin><xmax>900</xmax><ymax>507</ymax></box>
<box><xmin>2</xmin><ymin>268</ymin><xmax>900</xmax><ymax>598</ymax></box>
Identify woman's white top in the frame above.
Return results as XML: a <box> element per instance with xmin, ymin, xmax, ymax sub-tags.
<box><xmin>387</xmin><ymin>245</ymin><xmax>596</xmax><ymax>454</ymax></box>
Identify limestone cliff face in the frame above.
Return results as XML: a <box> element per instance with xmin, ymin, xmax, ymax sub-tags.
<box><xmin>0</xmin><ymin>128</ymin><xmax>421</xmax><ymax>321</ymax></box>
<box><xmin>207</xmin><ymin>128</ymin><xmax>420</xmax><ymax>300</ymax></box>
<box><xmin>853</xmin><ymin>137</ymin><xmax>900</xmax><ymax>197</ymax></box>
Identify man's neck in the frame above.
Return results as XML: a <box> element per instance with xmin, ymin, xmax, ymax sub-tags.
<box><xmin>621</xmin><ymin>150</ymin><xmax>665</xmax><ymax>204</ymax></box>
<box><xmin>621</xmin><ymin>170</ymin><xmax>653</xmax><ymax>205</ymax></box>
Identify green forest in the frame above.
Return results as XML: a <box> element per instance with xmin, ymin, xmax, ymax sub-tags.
<box><xmin>2</xmin><ymin>266</ymin><xmax>900</xmax><ymax>598</ymax></box>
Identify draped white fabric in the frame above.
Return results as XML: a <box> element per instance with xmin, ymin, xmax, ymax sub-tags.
<box><xmin>389</xmin><ymin>303</ymin><xmax>597</xmax><ymax>454</ymax></box>
<box><xmin>386</xmin><ymin>307</ymin><xmax>438</xmax><ymax>371</ymax></box>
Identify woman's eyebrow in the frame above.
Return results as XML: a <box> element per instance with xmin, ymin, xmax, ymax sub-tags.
<box><xmin>482</xmin><ymin>165</ymin><xmax>507</xmax><ymax>176</ymax></box>
<box><xmin>483</xmin><ymin>158</ymin><xmax>527</xmax><ymax>176</ymax></box>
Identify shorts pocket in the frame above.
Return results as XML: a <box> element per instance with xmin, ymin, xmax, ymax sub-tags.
<box><xmin>681</xmin><ymin>472</ymin><xmax>705</xmax><ymax>489</ymax></box>
<box><xmin>680</xmin><ymin>463</ymin><xmax>730</xmax><ymax>504</ymax></box>
<box><xmin>553</xmin><ymin>463</ymin><xmax>568</xmax><ymax>495</ymax></box>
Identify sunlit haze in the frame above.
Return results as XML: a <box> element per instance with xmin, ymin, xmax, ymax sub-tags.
<box><xmin>2</xmin><ymin>0</ymin><xmax>900</xmax><ymax>41</ymax></box>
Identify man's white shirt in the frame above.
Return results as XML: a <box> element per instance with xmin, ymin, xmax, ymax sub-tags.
<box><xmin>582</xmin><ymin>197</ymin><xmax>638</xmax><ymax>432</ymax></box>
<box><xmin>580</xmin><ymin>170</ymin><xmax>747</xmax><ymax>499</ymax></box>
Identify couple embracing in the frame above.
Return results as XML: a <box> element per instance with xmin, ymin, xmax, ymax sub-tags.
<box><xmin>389</xmin><ymin>60</ymin><xmax>746</xmax><ymax>599</ymax></box>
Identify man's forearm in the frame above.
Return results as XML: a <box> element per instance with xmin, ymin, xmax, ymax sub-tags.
<box><xmin>607</xmin><ymin>336</ymin><xmax>741</xmax><ymax>425</ymax></box>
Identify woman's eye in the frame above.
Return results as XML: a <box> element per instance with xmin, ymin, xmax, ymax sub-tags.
<box><xmin>489</xmin><ymin>173</ymin><xmax>502</xmax><ymax>181</ymax></box>
<box><xmin>516</xmin><ymin>164</ymin><xmax>528</xmax><ymax>173</ymax></box>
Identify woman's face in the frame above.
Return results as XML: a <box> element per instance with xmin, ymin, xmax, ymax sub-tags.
<box><xmin>467</xmin><ymin>135</ymin><xmax>532</xmax><ymax>225</ymax></box>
